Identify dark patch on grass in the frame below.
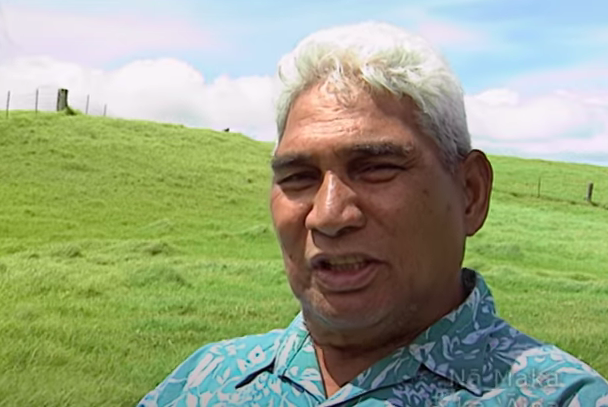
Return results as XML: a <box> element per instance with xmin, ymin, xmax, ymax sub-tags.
<box><xmin>78</xmin><ymin>287</ymin><xmax>103</xmax><ymax>298</ymax></box>
<box><xmin>226</xmin><ymin>196</ymin><xmax>240</xmax><ymax>205</ymax></box>
<box><xmin>89</xmin><ymin>256</ymin><xmax>114</xmax><ymax>266</ymax></box>
<box><xmin>61</xmin><ymin>161</ymin><xmax>94</xmax><ymax>172</ymax></box>
<box><xmin>63</xmin><ymin>106</ymin><xmax>82</xmax><ymax>116</ymax></box>
<box><xmin>566</xmin><ymin>273</ymin><xmax>597</xmax><ymax>282</ymax></box>
<box><xmin>219</xmin><ymin>224</ymin><xmax>272</xmax><ymax>239</ymax></box>
<box><xmin>141</xmin><ymin>241</ymin><xmax>178</xmax><ymax>257</ymax></box>
<box><xmin>174</xmin><ymin>303</ymin><xmax>198</xmax><ymax>316</ymax></box>
<box><xmin>128</xmin><ymin>264</ymin><xmax>191</xmax><ymax>288</ymax></box>
<box><xmin>160</xmin><ymin>301</ymin><xmax>199</xmax><ymax>316</ymax></box>
<box><xmin>87</xmin><ymin>199</ymin><xmax>106</xmax><ymax>209</ymax></box>
<box><xmin>0</xmin><ymin>262</ymin><xmax>7</xmax><ymax>274</ymax></box>
<box><xmin>53</xmin><ymin>244</ymin><xmax>83</xmax><ymax>259</ymax></box>
<box><xmin>2</xmin><ymin>244</ymin><xmax>27</xmax><ymax>255</ymax></box>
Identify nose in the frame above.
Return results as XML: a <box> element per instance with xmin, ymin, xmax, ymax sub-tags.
<box><xmin>305</xmin><ymin>171</ymin><xmax>365</xmax><ymax>237</ymax></box>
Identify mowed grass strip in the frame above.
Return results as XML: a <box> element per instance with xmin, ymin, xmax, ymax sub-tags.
<box><xmin>0</xmin><ymin>112</ymin><xmax>607</xmax><ymax>406</ymax></box>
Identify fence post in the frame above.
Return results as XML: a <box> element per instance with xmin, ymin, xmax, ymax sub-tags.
<box><xmin>103</xmin><ymin>104</ymin><xmax>107</xmax><ymax>117</ymax></box>
<box><xmin>537</xmin><ymin>176</ymin><xmax>542</xmax><ymax>198</ymax></box>
<box><xmin>5</xmin><ymin>91</ymin><xmax>9</xmax><ymax>119</ymax></box>
<box><xmin>35</xmin><ymin>89</ymin><xmax>39</xmax><ymax>114</ymax></box>
<box><xmin>586</xmin><ymin>182</ymin><xmax>594</xmax><ymax>203</ymax></box>
<box><xmin>85</xmin><ymin>94</ymin><xmax>90</xmax><ymax>114</ymax></box>
<box><xmin>56</xmin><ymin>88</ymin><xmax>68</xmax><ymax>111</ymax></box>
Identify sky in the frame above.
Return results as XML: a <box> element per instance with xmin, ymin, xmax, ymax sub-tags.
<box><xmin>0</xmin><ymin>0</ymin><xmax>607</xmax><ymax>166</ymax></box>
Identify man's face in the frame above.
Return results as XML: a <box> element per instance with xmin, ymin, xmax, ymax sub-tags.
<box><xmin>270</xmin><ymin>83</ymin><xmax>479</xmax><ymax>331</ymax></box>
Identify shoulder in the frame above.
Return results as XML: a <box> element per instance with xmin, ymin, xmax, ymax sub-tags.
<box><xmin>510</xmin><ymin>344</ymin><xmax>608</xmax><ymax>405</ymax></box>
<box><xmin>137</xmin><ymin>329</ymin><xmax>284</xmax><ymax>407</ymax></box>
<box><xmin>485</xmin><ymin>320</ymin><xmax>608</xmax><ymax>404</ymax></box>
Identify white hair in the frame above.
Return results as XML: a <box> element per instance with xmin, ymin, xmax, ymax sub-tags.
<box><xmin>274</xmin><ymin>21</ymin><xmax>471</xmax><ymax>166</ymax></box>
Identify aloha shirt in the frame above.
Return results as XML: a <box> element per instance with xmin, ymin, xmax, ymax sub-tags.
<box><xmin>138</xmin><ymin>269</ymin><xmax>608</xmax><ymax>406</ymax></box>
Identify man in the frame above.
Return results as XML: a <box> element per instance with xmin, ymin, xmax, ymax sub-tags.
<box><xmin>138</xmin><ymin>21</ymin><xmax>608</xmax><ymax>406</ymax></box>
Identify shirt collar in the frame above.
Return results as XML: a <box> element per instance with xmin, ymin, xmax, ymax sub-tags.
<box><xmin>237</xmin><ymin>269</ymin><xmax>496</xmax><ymax>399</ymax></box>
<box><xmin>407</xmin><ymin>268</ymin><xmax>495</xmax><ymax>396</ymax></box>
<box><xmin>234</xmin><ymin>314</ymin><xmax>313</xmax><ymax>393</ymax></box>
<box><xmin>272</xmin><ymin>313</ymin><xmax>327</xmax><ymax>400</ymax></box>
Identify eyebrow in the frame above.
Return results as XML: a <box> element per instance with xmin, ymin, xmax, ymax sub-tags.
<box><xmin>270</xmin><ymin>141</ymin><xmax>415</xmax><ymax>172</ymax></box>
<box><xmin>347</xmin><ymin>142</ymin><xmax>414</xmax><ymax>157</ymax></box>
<box><xmin>270</xmin><ymin>153</ymin><xmax>313</xmax><ymax>172</ymax></box>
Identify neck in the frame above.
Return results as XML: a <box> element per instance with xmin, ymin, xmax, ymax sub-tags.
<box><xmin>309</xmin><ymin>308</ymin><xmax>425</xmax><ymax>396</ymax></box>
<box><xmin>312</xmin><ymin>321</ymin><xmax>421</xmax><ymax>396</ymax></box>
<box><xmin>307</xmin><ymin>273</ymin><xmax>468</xmax><ymax>396</ymax></box>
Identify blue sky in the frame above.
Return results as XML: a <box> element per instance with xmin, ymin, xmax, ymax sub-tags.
<box><xmin>0</xmin><ymin>0</ymin><xmax>607</xmax><ymax>165</ymax></box>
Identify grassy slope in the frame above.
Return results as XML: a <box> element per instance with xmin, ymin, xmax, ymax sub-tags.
<box><xmin>1</xmin><ymin>112</ymin><xmax>607</xmax><ymax>406</ymax></box>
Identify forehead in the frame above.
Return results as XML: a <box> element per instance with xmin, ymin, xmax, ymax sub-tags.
<box><xmin>277</xmin><ymin>84</ymin><xmax>424</xmax><ymax>156</ymax></box>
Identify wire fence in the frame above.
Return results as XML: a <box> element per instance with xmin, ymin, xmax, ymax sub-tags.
<box><xmin>0</xmin><ymin>87</ymin><xmax>108</xmax><ymax>118</ymax></box>
<box><xmin>493</xmin><ymin>175</ymin><xmax>607</xmax><ymax>208</ymax></box>
<box><xmin>67</xmin><ymin>92</ymin><xmax>108</xmax><ymax>117</ymax></box>
<box><xmin>485</xmin><ymin>157</ymin><xmax>608</xmax><ymax>208</ymax></box>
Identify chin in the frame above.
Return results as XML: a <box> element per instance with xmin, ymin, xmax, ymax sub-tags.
<box><xmin>304</xmin><ymin>294</ymin><xmax>385</xmax><ymax>331</ymax></box>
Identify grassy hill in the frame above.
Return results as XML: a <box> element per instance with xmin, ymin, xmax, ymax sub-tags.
<box><xmin>1</xmin><ymin>112</ymin><xmax>607</xmax><ymax>406</ymax></box>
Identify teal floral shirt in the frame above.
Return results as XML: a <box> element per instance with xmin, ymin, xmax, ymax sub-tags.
<box><xmin>138</xmin><ymin>270</ymin><xmax>608</xmax><ymax>406</ymax></box>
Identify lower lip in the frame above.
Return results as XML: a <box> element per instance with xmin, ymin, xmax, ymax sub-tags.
<box><xmin>314</xmin><ymin>261</ymin><xmax>380</xmax><ymax>293</ymax></box>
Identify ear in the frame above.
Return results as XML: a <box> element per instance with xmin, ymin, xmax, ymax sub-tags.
<box><xmin>460</xmin><ymin>150</ymin><xmax>493</xmax><ymax>236</ymax></box>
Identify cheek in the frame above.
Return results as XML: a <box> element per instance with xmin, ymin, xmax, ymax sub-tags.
<box><xmin>271</xmin><ymin>194</ymin><xmax>313</xmax><ymax>294</ymax></box>
<box><xmin>371</xmin><ymin>187</ymin><xmax>432</xmax><ymax>234</ymax></box>
<box><xmin>270</xmin><ymin>191</ymin><xmax>309</xmax><ymax>259</ymax></box>
<box><xmin>369</xmin><ymin>184</ymin><xmax>450</xmax><ymax>264</ymax></box>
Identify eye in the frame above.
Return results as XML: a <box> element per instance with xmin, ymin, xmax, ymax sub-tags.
<box><xmin>362</xmin><ymin>163</ymin><xmax>401</xmax><ymax>172</ymax></box>
<box><xmin>358</xmin><ymin>163</ymin><xmax>403</xmax><ymax>182</ymax></box>
<box><xmin>277</xmin><ymin>172</ymin><xmax>318</xmax><ymax>190</ymax></box>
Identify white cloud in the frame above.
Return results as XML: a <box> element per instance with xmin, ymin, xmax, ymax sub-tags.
<box><xmin>1</xmin><ymin>5</ymin><xmax>224</xmax><ymax>65</ymax></box>
<box><xmin>1</xmin><ymin>56</ymin><xmax>606</xmax><ymax>165</ymax></box>
<box><xmin>0</xmin><ymin>56</ymin><xmax>278</xmax><ymax>141</ymax></box>
<box><xmin>465</xmin><ymin>90</ymin><xmax>607</xmax><ymax>141</ymax></box>
<box><xmin>466</xmin><ymin>89</ymin><xmax>608</xmax><ymax>163</ymax></box>
<box><xmin>476</xmin><ymin>134</ymin><xmax>608</xmax><ymax>156</ymax></box>
<box><xmin>468</xmin><ymin>88</ymin><xmax>520</xmax><ymax>106</ymax></box>
<box><xmin>505</xmin><ymin>64</ymin><xmax>608</xmax><ymax>97</ymax></box>
<box><xmin>465</xmin><ymin>64</ymin><xmax>608</xmax><ymax>163</ymax></box>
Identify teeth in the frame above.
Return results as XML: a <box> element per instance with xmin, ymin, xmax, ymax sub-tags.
<box><xmin>325</xmin><ymin>256</ymin><xmax>368</xmax><ymax>267</ymax></box>
<box><xmin>329</xmin><ymin>262</ymin><xmax>368</xmax><ymax>271</ymax></box>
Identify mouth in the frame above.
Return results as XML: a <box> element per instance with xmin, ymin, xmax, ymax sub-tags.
<box><xmin>310</xmin><ymin>253</ymin><xmax>382</xmax><ymax>292</ymax></box>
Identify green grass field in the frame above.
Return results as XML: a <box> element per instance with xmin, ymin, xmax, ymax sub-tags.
<box><xmin>1</xmin><ymin>111</ymin><xmax>607</xmax><ymax>406</ymax></box>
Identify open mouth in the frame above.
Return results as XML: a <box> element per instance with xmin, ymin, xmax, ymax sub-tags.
<box><xmin>311</xmin><ymin>254</ymin><xmax>381</xmax><ymax>292</ymax></box>
<box><xmin>316</xmin><ymin>256</ymin><xmax>375</xmax><ymax>272</ymax></box>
